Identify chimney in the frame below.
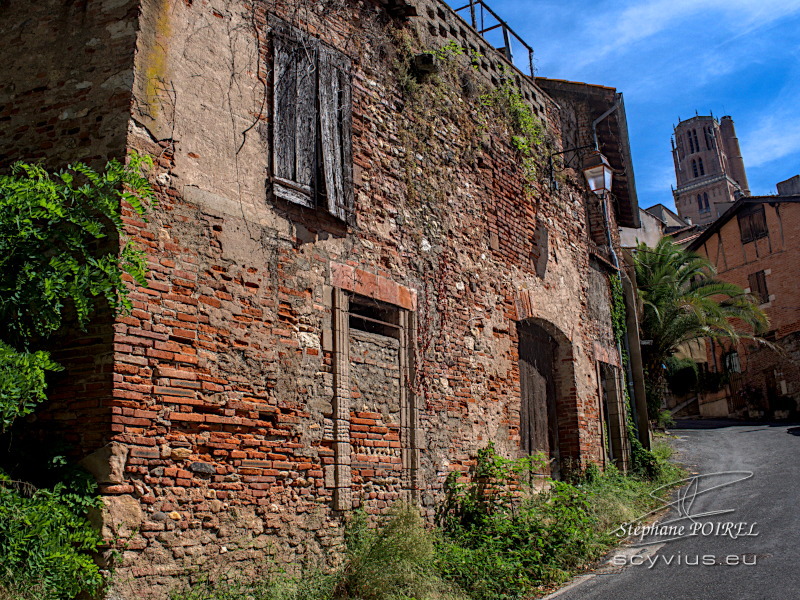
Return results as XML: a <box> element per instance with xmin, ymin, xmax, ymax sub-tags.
<box><xmin>777</xmin><ymin>175</ymin><xmax>800</xmax><ymax>196</ymax></box>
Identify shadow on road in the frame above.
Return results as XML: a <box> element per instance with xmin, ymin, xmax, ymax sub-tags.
<box><xmin>672</xmin><ymin>418</ymin><xmax>800</xmax><ymax>430</ymax></box>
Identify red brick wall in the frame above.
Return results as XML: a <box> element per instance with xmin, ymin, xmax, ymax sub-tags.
<box><xmin>2</xmin><ymin>0</ymin><xmax>623</xmax><ymax>595</ymax></box>
<box><xmin>696</xmin><ymin>201</ymin><xmax>800</xmax><ymax>414</ymax></box>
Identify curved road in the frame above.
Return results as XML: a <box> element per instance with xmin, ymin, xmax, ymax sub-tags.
<box><xmin>545</xmin><ymin>419</ymin><xmax>800</xmax><ymax>600</ymax></box>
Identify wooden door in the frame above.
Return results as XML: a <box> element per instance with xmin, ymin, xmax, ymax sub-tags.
<box><xmin>518</xmin><ymin>323</ymin><xmax>560</xmax><ymax>477</ymax></box>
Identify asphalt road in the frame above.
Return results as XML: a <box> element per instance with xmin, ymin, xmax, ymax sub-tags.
<box><xmin>545</xmin><ymin>419</ymin><xmax>800</xmax><ymax>600</ymax></box>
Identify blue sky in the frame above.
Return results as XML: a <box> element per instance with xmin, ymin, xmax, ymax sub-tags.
<box><xmin>445</xmin><ymin>0</ymin><xmax>800</xmax><ymax>210</ymax></box>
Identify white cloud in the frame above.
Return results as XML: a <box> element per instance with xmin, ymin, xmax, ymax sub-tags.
<box><xmin>741</xmin><ymin>112</ymin><xmax>800</xmax><ymax>169</ymax></box>
<box><xmin>563</xmin><ymin>0</ymin><xmax>800</xmax><ymax>73</ymax></box>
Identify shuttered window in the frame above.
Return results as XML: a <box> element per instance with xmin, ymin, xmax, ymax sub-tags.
<box><xmin>738</xmin><ymin>204</ymin><xmax>768</xmax><ymax>243</ymax></box>
<box><xmin>272</xmin><ymin>22</ymin><xmax>353</xmax><ymax>221</ymax></box>
<box><xmin>748</xmin><ymin>270</ymin><xmax>769</xmax><ymax>304</ymax></box>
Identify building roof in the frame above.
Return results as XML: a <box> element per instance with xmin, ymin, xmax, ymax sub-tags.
<box><xmin>687</xmin><ymin>195</ymin><xmax>800</xmax><ymax>251</ymax></box>
<box><xmin>645</xmin><ymin>203</ymin><xmax>685</xmax><ymax>228</ymax></box>
<box><xmin>535</xmin><ymin>77</ymin><xmax>640</xmax><ymax>229</ymax></box>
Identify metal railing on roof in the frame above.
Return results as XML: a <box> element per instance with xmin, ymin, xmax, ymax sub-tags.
<box><xmin>452</xmin><ymin>0</ymin><xmax>535</xmax><ymax>76</ymax></box>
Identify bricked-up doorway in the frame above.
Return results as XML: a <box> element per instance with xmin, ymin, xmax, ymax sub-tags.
<box><xmin>518</xmin><ymin>321</ymin><xmax>563</xmax><ymax>478</ymax></box>
<box><xmin>331</xmin><ymin>289</ymin><xmax>418</xmax><ymax>511</ymax></box>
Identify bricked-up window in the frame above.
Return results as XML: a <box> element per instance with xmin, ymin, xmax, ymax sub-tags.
<box><xmin>738</xmin><ymin>204</ymin><xmax>768</xmax><ymax>243</ymax></box>
<box><xmin>748</xmin><ymin>270</ymin><xmax>769</xmax><ymax>304</ymax></box>
<box><xmin>272</xmin><ymin>22</ymin><xmax>353</xmax><ymax>221</ymax></box>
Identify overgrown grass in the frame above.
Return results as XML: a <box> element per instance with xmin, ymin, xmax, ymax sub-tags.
<box><xmin>172</xmin><ymin>439</ymin><xmax>685</xmax><ymax>600</ymax></box>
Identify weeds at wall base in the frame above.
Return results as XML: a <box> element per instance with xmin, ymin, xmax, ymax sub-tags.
<box><xmin>170</xmin><ymin>440</ymin><xmax>685</xmax><ymax>600</ymax></box>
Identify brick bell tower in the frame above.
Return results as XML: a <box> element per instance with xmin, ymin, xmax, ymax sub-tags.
<box><xmin>671</xmin><ymin>114</ymin><xmax>750</xmax><ymax>226</ymax></box>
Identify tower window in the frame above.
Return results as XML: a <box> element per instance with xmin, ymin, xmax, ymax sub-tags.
<box><xmin>693</xmin><ymin>129</ymin><xmax>700</xmax><ymax>153</ymax></box>
<box><xmin>687</xmin><ymin>133</ymin><xmax>694</xmax><ymax>154</ymax></box>
<box><xmin>698</xmin><ymin>192</ymin><xmax>710</xmax><ymax>213</ymax></box>
<box><xmin>698</xmin><ymin>157</ymin><xmax>705</xmax><ymax>176</ymax></box>
<box><xmin>692</xmin><ymin>160</ymin><xmax>698</xmax><ymax>178</ymax></box>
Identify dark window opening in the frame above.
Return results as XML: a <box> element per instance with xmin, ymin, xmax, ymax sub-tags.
<box><xmin>692</xmin><ymin>159</ymin><xmax>698</xmax><ymax>178</ymax></box>
<box><xmin>748</xmin><ymin>270</ymin><xmax>769</xmax><ymax>304</ymax></box>
<box><xmin>698</xmin><ymin>157</ymin><xmax>705</xmax><ymax>176</ymax></box>
<box><xmin>348</xmin><ymin>295</ymin><xmax>401</xmax><ymax>338</ymax></box>
<box><xmin>723</xmin><ymin>351</ymin><xmax>741</xmax><ymax>374</ymax></box>
<box><xmin>697</xmin><ymin>192</ymin><xmax>710</xmax><ymax>213</ymax></box>
<box><xmin>738</xmin><ymin>204</ymin><xmax>768</xmax><ymax>243</ymax></box>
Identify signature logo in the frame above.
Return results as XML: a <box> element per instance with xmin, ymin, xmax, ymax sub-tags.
<box><xmin>612</xmin><ymin>471</ymin><xmax>759</xmax><ymax>546</ymax></box>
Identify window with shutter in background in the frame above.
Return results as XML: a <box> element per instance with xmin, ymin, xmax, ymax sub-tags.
<box><xmin>271</xmin><ymin>21</ymin><xmax>353</xmax><ymax>221</ymax></box>
<box><xmin>748</xmin><ymin>270</ymin><xmax>769</xmax><ymax>304</ymax></box>
<box><xmin>737</xmin><ymin>204</ymin><xmax>768</xmax><ymax>243</ymax></box>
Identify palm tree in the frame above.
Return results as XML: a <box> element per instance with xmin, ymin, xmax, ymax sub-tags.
<box><xmin>633</xmin><ymin>237</ymin><xmax>769</xmax><ymax>415</ymax></box>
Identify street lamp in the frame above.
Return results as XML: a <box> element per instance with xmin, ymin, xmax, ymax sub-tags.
<box><xmin>582</xmin><ymin>150</ymin><xmax>613</xmax><ymax>198</ymax></box>
<box><xmin>548</xmin><ymin>146</ymin><xmax>614</xmax><ymax>197</ymax></box>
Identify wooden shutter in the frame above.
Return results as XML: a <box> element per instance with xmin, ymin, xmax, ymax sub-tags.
<box><xmin>739</xmin><ymin>205</ymin><xmax>768</xmax><ymax>243</ymax></box>
<box><xmin>272</xmin><ymin>27</ymin><xmax>317</xmax><ymax>207</ymax></box>
<box><xmin>318</xmin><ymin>45</ymin><xmax>353</xmax><ymax>222</ymax></box>
<box><xmin>748</xmin><ymin>271</ymin><xmax>768</xmax><ymax>304</ymax></box>
<box><xmin>739</xmin><ymin>212</ymin><xmax>754</xmax><ymax>243</ymax></box>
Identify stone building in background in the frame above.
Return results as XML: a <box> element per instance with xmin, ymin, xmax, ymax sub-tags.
<box><xmin>0</xmin><ymin>0</ymin><xmax>643</xmax><ymax>596</ymax></box>
<box><xmin>671</xmin><ymin>114</ymin><xmax>750</xmax><ymax>226</ymax></box>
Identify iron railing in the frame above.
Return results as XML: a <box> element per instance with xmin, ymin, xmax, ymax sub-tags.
<box><xmin>452</xmin><ymin>0</ymin><xmax>535</xmax><ymax>76</ymax></box>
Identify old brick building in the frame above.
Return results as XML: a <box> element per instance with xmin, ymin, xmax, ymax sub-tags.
<box><xmin>688</xmin><ymin>181</ymin><xmax>800</xmax><ymax>417</ymax></box>
<box><xmin>1</xmin><ymin>0</ymin><xmax>641</xmax><ymax>595</ymax></box>
<box><xmin>672</xmin><ymin>115</ymin><xmax>750</xmax><ymax>226</ymax></box>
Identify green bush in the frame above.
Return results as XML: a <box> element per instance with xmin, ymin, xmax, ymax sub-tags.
<box><xmin>436</xmin><ymin>469</ymin><xmax>602</xmax><ymax>600</ymax></box>
<box><xmin>0</xmin><ymin>468</ymin><xmax>104</xmax><ymax>599</ymax></box>
<box><xmin>0</xmin><ymin>342</ymin><xmax>62</xmax><ymax>432</ymax></box>
<box><xmin>435</xmin><ymin>441</ymin><xmax>684</xmax><ymax>600</ymax></box>
<box><xmin>0</xmin><ymin>154</ymin><xmax>154</xmax><ymax>598</ymax></box>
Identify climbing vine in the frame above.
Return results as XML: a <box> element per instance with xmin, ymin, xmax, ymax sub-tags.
<box><xmin>609</xmin><ymin>273</ymin><xmax>626</xmax><ymax>345</ymax></box>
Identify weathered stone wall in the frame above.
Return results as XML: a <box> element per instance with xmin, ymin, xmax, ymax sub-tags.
<box><xmin>0</xmin><ymin>0</ymin><xmax>137</xmax><ymax>166</ymax></box>
<box><xmin>2</xmin><ymin>0</ymin><xmax>623</xmax><ymax>596</ymax></box>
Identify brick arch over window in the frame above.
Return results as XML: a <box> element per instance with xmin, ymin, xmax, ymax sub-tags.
<box><xmin>515</xmin><ymin>317</ymin><xmax>579</xmax><ymax>479</ymax></box>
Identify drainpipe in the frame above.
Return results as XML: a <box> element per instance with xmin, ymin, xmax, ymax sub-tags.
<box><xmin>593</xmin><ymin>95</ymin><xmax>651</xmax><ymax>450</ymax></box>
